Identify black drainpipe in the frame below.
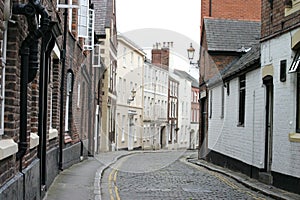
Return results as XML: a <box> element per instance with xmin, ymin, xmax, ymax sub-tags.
<box><xmin>13</xmin><ymin>0</ymin><xmax>50</xmax><ymax>164</ymax></box>
<box><xmin>59</xmin><ymin>1</ymin><xmax>68</xmax><ymax>170</ymax></box>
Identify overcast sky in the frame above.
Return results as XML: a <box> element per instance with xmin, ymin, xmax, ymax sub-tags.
<box><xmin>115</xmin><ymin>0</ymin><xmax>201</xmax><ymax>78</ymax></box>
<box><xmin>116</xmin><ymin>0</ymin><xmax>201</xmax><ymax>44</ymax></box>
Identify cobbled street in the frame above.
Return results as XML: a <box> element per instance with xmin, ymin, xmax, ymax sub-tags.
<box><xmin>101</xmin><ymin>150</ymin><xmax>273</xmax><ymax>200</ymax></box>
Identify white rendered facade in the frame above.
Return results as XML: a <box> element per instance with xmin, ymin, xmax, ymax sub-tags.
<box><xmin>143</xmin><ymin>61</ymin><xmax>169</xmax><ymax>150</ymax></box>
<box><xmin>116</xmin><ymin>35</ymin><xmax>145</xmax><ymax>150</ymax></box>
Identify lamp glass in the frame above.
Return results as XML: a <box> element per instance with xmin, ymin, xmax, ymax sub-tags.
<box><xmin>187</xmin><ymin>43</ymin><xmax>195</xmax><ymax>60</ymax></box>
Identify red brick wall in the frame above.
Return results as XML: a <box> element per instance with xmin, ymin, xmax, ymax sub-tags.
<box><xmin>261</xmin><ymin>0</ymin><xmax>300</xmax><ymax>41</ymax></box>
<box><xmin>151</xmin><ymin>48</ymin><xmax>169</xmax><ymax>70</ymax></box>
<box><xmin>201</xmin><ymin>0</ymin><xmax>261</xmax><ymax>21</ymax></box>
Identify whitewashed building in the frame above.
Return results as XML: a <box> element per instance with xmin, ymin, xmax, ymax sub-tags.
<box><xmin>206</xmin><ymin>44</ymin><xmax>266</xmax><ymax>177</ymax></box>
<box><xmin>173</xmin><ymin>69</ymin><xmax>198</xmax><ymax>149</ymax></box>
<box><xmin>143</xmin><ymin>60</ymin><xmax>169</xmax><ymax>149</ymax></box>
<box><xmin>116</xmin><ymin>35</ymin><xmax>145</xmax><ymax>150</ymax></box>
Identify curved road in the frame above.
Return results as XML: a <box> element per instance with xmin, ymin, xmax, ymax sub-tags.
<box><xmin>101</xmin><ymin>151</ymin><xmax>273</xmax><ymax>200</ymax></box>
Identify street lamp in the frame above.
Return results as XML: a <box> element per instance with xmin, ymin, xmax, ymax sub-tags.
<box><xmin>127</xmin><ymin>89</ymin><xmax>136</xmax><ymax>104</ymax></box>
<box><xmin>187</xmin><ymin>43</ymin><xmax>199</xmax><ymax>68</ymax></box>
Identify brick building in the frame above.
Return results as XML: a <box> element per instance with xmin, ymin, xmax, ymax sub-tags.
<box><xmin>198</xmin><ymin>0</ymin><xmax>261</xmax><ymax>158</ymax></box>
<box><xmin>0</xmin><ymin>0</ymin><xmax>99</xmax><ymax>198</ymax></box>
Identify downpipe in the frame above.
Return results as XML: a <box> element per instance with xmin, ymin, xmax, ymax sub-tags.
<box><xmin>13</xmin><ymin>0</ymin><xmax>50</xmax><ymax>162</ymax></box>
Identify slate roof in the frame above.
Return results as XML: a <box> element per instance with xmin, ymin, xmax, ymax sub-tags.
<box><xmin>207</xmin><ymin>42</ymin><xmax>261</xmax><ymax>87</ymax></box>
<box><xmin>173</xmin><ymin>69</ymin><xmax>199</xmax><ymax>88</ymax></box>
<box><xmin>223</xmin><ymin>43</ymin><xmax>260</xmax><ymax>80</ymax></box>
<box><xmin>204</xmin><ymin>18</ymin><xmax>261</xmax><ymax>52</ymax></box>
<box><xmin>92</xmin><ymin>0</ymin><xmax>114</xmax><ymax>36</ymax></box>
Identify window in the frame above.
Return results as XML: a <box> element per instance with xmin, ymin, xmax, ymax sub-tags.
<box><xmin>65</xmin><ymin>72</ymin><xmax>73</xmax><ymax>132</ymax></box>
<box><xmin>285</xmin><ymin>0</ymin><xmax>300</xmax><ymax>16</ymax></box>
<box><xmin>121</xmin><ymin>115</ymin><xmax>125</xmax><ymax>142</ymax></box>
<box><xmin>280</xmin><ymin>60</ymin><xmax>287</xmax><ymax>82</ymax></box>
<box><xmin>238</xmin><ymin>75</ymin><xmax>246</xmax><ymax>125</ymax></box>
<box><xmin>0</xmin><ymin>23</ymin><xmax>7</xmax><ymax>135</ymax></box>
<box><xmin>123</xmin><ymin>47</ymin><xmax>126</xmax><ymax>67</ymax></box>
<box><xmin>297</xmin><ymin>73</ymin><xmax>300</xmax><ymax>132</ymax></box>
<box><xmin>289</xmin><ymin>51</ymin><xmax>300</xmax><ymax>73</ymax></box>
<box><xmin>221</xmin><ymin>86</ymin><xmax>225</xmax><ymax>119</ymax></box>
<box><xmin>209</xmin><ymin>90</ymin><xmax>212</xmax><ymax>119</ymax></box>
<box><xmin>93</xmin><ymin>44</ymin><xmax>101</xmax><ymax>67</ymax></box>
<box><xmin>83</xmin><ymin>9</ymin><xmax>95</xmax><ymax>50</ymax></box>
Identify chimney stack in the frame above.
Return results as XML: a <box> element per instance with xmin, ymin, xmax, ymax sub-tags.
<box><xmin>151</xmin><ymin>41</ymin><xmax>173</xmax><ymax>71</ymax></box>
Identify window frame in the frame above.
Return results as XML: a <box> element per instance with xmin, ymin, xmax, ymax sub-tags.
<box><xmin>238</xmin><ymin>74</ymin><xmax>246</xmax><ymax>126</ymax></box>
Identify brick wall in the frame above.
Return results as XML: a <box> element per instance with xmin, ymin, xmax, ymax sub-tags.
<box><xmin>261</xmin><ymin>0</ymin><xmax>300</xmax><ymax>40</ymax></box>
<box><xmin>151</xmin><ymin>48</ymin><xmax>169</xmax><ymax>71</ymax></box>
<box><xmin>201</xmin><ymin>0</ymin><xmax>261</xmax><ymax>21</ymax></box>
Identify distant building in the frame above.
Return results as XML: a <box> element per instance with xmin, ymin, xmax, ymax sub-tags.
<box><xmin>143</xmin><ymin>60</ymin><xmax>169</xmax><ymax>150</ymax></box>
<box><xmin>174</xmin><ymin>69</ymin><xmax>199</xmax><ymax>150</ymax></box>
<box><xmin>116</xmin><ymin>34</ymin><xmax>145</xmax><ymax>150</ymax></box>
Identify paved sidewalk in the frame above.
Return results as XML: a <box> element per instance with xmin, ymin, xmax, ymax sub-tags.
<box><xmin>44</xmin><ymin>151</ymin><xmax>132</xmax><ymax>200</ymax></box>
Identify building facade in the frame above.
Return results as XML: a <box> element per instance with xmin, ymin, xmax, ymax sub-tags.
<box><xmin>93</xmin><ymin>0</ymin><xmax>118</xmax><ymax>152</ymax></box>
<box><xmin>116</xmin><ymin>34</ymin><xmax>145</xmax><ymax>150</ymax></box>
<box><xmin>258</xmin><ymin>0</ymin><xmax>300</xmax><ymax>194</ymax></box>
<box><xmin>174</xmin><ymin>69</ymin><xmax>199</xmax><ymax>150</ymax></box>
<box><xmin>0</xmin><ymin>0</ymin><xmax>98</xmax><ymax>198</ymax></box>
<box><xmin>199</xmin><ymin>0</ymin><xmax>261</xmax><ymax>158</ymax></box>
<box><xmin>143</xmin><ymin>60</ymin><xmax>169</xmax><ymax>150</ymax></box>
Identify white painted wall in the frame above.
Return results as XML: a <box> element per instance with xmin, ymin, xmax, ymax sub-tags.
<box><xmin>116</xmin><ymin>36</ymin><xmax>145</xmax><ymax>150</ymax></box>
<box><xmin>173</xmin><ymin>74</ymin><xmax>192</xmax><ymax>149</ymax></box>
<box><xmin>261</xmin><ymin>30</ymin><xmax>300</xmax><ymax>178</ymax></box>
<box><xmin>143</xmin><ymin>62</ymin><xmax>169</xmax><ymax>149</ymax></box>
<box><xmin>208</xmin><ymin>68</ymin><xmax>266</xmax><ymax>169</ymax></box>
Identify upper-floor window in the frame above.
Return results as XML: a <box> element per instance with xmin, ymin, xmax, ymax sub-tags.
<box><xmin>285</xmin><ymin>0</ymin><xmax>300</xmax><ymax>16</ymax></box>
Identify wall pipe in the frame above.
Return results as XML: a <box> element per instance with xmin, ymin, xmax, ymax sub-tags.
<box><xmin>12</xmin><ymin>0</ymin><xmax>50</xmax><ymax>163</ymax></box>
<box><xmin>59</xmin><ymin>1</ymin><xmax>68</xmax><ymax>170</ymax></box>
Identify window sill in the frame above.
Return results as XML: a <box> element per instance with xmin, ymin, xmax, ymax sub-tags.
<box><xmin>49</xmin><ymin>128</ymin><xmax>58</xmax><ymax>140</ymax></box>
<box><xmin>289</xmin><ymin>133</ymin><xmax>300</xmax><ymax>142</ymax></box>
<box><xmin>30</xmin><ymin>133</ymin><xmax>39</xmax><ymax>149</ymax></box>
<box><xmin>237</xmin><ymin>124</ymin><xmax>245</xmax><ymax>127</ymax></box>
<box><xmin>0</xmin><ymin>139</ymin><xmax>18</xmax><ymax>160</ymax></box>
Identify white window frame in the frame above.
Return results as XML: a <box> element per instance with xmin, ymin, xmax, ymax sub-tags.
<box><xmin>65</xmin><ymin>72</ymin><xmax>73</xmax><ymax>132</ymax></box>
<box><xmin>93</xmin><ymin>44</ymin><xmax>101</xmax><ymax>67</ymax></box>
<box><xmin>0</xmin><ymin>21</ymin><xmax>8</xmax><ymax>136</ymax></box>
<box><xmin>84</xmin><ymin>9</ymin><xmax>95</xmax><ymax>50</ymax></box>
<box><xmin>78</xmin><ymin>0</ymin><xmax>89</xmax><ymax>38</ymax></box>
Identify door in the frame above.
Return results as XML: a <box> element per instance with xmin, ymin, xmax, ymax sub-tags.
<box><xmin>263</xmin><ymin>76</ymin><xmax>273</xmax><ymax>172</ymax></box>
<box><xmin>199</xmin><ymin>97</ymin><xmax>207</xmax><ymax>158</ymax></box>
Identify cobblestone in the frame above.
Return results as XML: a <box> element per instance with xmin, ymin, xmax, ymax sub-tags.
<box><xmin>102</xmin><ymin>151</ymin><xmax>273</xmax><ymax>200</ymax></box>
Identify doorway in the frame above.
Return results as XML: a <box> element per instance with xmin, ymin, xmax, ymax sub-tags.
<box><xmin>263</xmin><ymin>76</ymin><xmax>273</xmax><ymax>172</ymax></box>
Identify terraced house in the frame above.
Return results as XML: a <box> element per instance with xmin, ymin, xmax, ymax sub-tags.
<box><xmin>0</xmin><ymin>0</ymin><xmax>104</xmax><ymax>198</ymax></box>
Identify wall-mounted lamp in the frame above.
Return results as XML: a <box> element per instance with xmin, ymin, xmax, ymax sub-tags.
<box><xmin>127</xmin><ymin>89</ymin><xmax>136</xmax><ymax>104</ymax></box>
<box><xmin>187</xmin><ymin>43</ymin><xmax>199</xmax><ymax>68</ymax></box>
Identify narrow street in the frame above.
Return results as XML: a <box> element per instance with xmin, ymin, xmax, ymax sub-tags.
<box><xmin>101</xmin><ymin>151</ymin><xmax>273</xmax><ymax>200</ymax></box>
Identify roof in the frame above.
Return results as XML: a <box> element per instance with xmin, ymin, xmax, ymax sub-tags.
<box><xmin>173</xmin><ymin>69</ymin><xmax>199</xmax><ymax>88</ymax></box>
<box><xmin>117</xmin><ymin>34</ymin><xmax>146</xmax><ymax>56</ymax></box>
<box><xmin>92</xmin><ymin>0</ymin><xmax>114</xmax><ymax>36</ymax></box>
<box><xmin>204</xmin><ymin>18</ymin><xmax>261</xmax><ymax>52</ymax></box>
<box><xmin>223</xmin><ymin>43</ymin><xmax>260</xmax><ymax>80</ymax></box>
<box><xmin>207</xmin><ymin>43</ymin><xmax>261</xmax><ymax>87</ymax></box>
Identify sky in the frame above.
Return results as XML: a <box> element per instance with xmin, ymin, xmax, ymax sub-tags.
<box><xmin>116</xmin><ymin>0</ymin><xmax>201</xmax><ymax>43</ymax></box>
<box><xmin>116</xmin><ymin>0</ymin><xmax>201</xmax><ymax>78</ymax></box>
